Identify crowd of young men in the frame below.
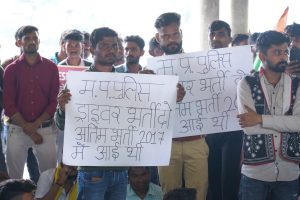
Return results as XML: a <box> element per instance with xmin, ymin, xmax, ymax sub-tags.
<box><xmin>0</xmin><ymin>11</ymin><xmax>300</xmax><ymax>200</ymax></box>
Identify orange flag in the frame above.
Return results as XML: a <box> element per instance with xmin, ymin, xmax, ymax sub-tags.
<box><xmin>275</xmin><ymin>6</ymin><xmax>289</xmax><ymax>32</ymax></box>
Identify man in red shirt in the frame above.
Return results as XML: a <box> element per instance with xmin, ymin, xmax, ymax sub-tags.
<box><xmin>3</xmin><ymin>25</ymin><xmax>59</xmax><ymax>179</ymax></box>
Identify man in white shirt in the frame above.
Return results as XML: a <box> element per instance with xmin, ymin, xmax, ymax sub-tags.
<box><xmin>58</xmin><ymin>29</ymin><xmax>92</xmax><ymax>67</ymax></box>
<box><xmin>35</xmin><ymin>163</ymin><xmax>77</xmax><ymax>200</ymax></box>
<box><xmin>237</xmin><ymin>30</ymin><xmax>300</xmax><ymax>200</ymax></box>
<box><xmin>126</xmin><ymin>167</ymin><xmax>163</xmax><ymax>200</ymax></box>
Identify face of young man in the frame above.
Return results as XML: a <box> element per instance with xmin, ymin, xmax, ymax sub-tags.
<box><xmin>232</xmin><ymin>39</ymin><xmax>248</xmax><ymax>47</ymax></box>
<box><xmin>125</xmin><ymin>41</ymin><xmax>144</xmax><ymax>64</ymax></box>
<box><xmin>83</xmin><ymin>38</ymin><xmax>91</xmax><ymax>59</ymax></box>
<box><xmin>115</xmin><ymin>39</ymin><xmax>125</xmax><ymax>64</ymax></box>
<box><xmin>262</xmin><ymin>43</ymin><xmax>289</xmax><ymax>73</ymax></box>
<box><xmin>64</xmin><ymin>39</ymin><xmax>83</xmax><ymax>59</ymax></box>
<box><xmin>156</xmin><ymin>22</ymin><xmax>183</xmax><ymax>55</ymax></box>
<box><xmin>18</xmin><ymin>31</ymin><xmax>40</xmax><ymax>55</ymax></box>
<box><xmin>91</xmin><ymin>36</ymin><xmax>118</xmax><ymax>66</ymax></box>
<box><xmin>209</xmin><ymin>27</ymin><xmax>231</xmax><ymax>49</ymax></box>
<box><xmin>129</xmin><ymin>167</ymin><xmax>150</xmax><ymax>192</ymax></box>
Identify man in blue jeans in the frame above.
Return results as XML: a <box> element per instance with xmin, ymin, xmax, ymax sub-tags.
<box><xmin>237</xmin><ymin>30</ymin><xmax>300</xmax><ymax>200</ymax></box>
<box><xmin>55</xmin><ymin>27</ymin><xmax>128</xmax><ymax>200</ymax></box>
<box><xmin>0</xmin><ymin>65</ymin><xmax>7</xmax><ymax>178</ymax></box>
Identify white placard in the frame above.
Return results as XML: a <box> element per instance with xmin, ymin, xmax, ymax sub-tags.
<box><xmin>63</xmin><ymin>71</ymin><xmax>178</xmax><ymax>166</ymax></box>
<box><xmin>147</xmin><ymin>45</ymin><xmax>252</xmax><ymax>138</ymax></box>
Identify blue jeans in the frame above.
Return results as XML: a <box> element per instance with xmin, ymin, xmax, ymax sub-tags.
<box><xmin>77</xmin><ymin>169</ymin><xmax>128</xmax><ymax>200</ymax></box>
<box><xmin>0</xmin><ymin>123</ymin><xmax>7</xmax><ymax>173</ymax></box>
<box><xmin>239</xmin><ymin>174</ymin><xmax>299</xmax><ymax>200</ymax></box>
<box><xmin>0</xmin><ymin>131</ymin><xmax>7</xmax><ymax>173</ymax></box>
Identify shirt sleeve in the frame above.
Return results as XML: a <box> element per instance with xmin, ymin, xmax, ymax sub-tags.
<box><xmin>3</xmin><ymin>65</ymin><xmax>19</xmax><ymax>117</ymax></box>
<box><xmin>261</xmin><ymin>86</ymin><xmax>300</xmax><ymax>132</ymax></box>
<box><xmin>35</xmin><ymin>169</ymin><xmax>54</xmax><ymax>198</ymax></box>
<box><xmin>237</xmin><ymin>78</ymin><xmax>277</xmax><ymax>135</ymax></box>
<box><xmin>44</xmin><ymin>64</ymin><xmax>59</xmax><ymax>117</ymax></box>
<box><xmin>54</xmin><ymin>107</ymin><xmax>65</xmax><ymax>131</ymax></box>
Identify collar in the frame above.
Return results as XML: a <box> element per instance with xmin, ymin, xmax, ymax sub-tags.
<box><xmin>127</xmin><ymin>183</ymin><xmax>155</xmax><ymax>198</ymax></box>
<box><xmin>65</xmin><ymin>58</ymin><xmax>85</xmax><ymax>66</ymax></box>
<box><xmin>127</xmin><ymin>185</ymin><xmax>136</xmax><ymax>197</ymax></box>
<box><xmin>19</xmin><ymin>53</ymin><xmax>42</xmax><ymax>65</ymax></box>
<box><xmin>259</xmin><ymin>67</ymin><xmax>292</xmax><ymax>113</ymax></box>
<box><xmin>146</xmin><ymin>183</ymin><xmax>157</xmax><ymax>196</ymax></box>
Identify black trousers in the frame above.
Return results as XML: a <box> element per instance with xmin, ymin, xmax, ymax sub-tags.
<box><xmin>206</xmin><ymin>130</ymin><xmax>243</xmax><ymax>200</ymax></box>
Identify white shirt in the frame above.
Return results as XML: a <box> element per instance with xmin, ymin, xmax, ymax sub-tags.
<box><xmin>35</xmin><ymin>168</ymin><xmax>70</xmax><ymax>200</ymax></box>
<box><xmin>237</xmin><ymin>73</ymin><xmax>300</xmax><ymax>181</ymax></box>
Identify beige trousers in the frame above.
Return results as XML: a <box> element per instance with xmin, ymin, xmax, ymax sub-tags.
<box><xmin>159</xmin><ymin>138</ymin><xmax>209</xmax><ymax>200</ymax></box>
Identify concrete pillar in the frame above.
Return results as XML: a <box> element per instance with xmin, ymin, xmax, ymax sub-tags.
<box><xmin>199</xmin><ymin>0</ymin><xmax>219</xmax><ymax>50</ymax></box>
<box><xmin>229</xmin><ymin>0</ymin><xmax>249</xmax><ymax>36</ymax></box>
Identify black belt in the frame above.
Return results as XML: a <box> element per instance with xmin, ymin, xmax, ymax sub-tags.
<box><xmin>9</xmin><ymin>119</ymin><xmax>53</xmax><ymax>128</ymax></box>
<box><xmin>173</xmin><ymin>135</ymin><xmax>206</xmax><ymax>142</ymax></box>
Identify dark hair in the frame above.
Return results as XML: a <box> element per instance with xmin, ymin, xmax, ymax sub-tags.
<box><xmin>163</xmin><ymin>188</ymin><xmax>197</xmax><ymax>200</ymax></box>
<box><xmin>149</xmin><ymin>37</ymin><xmax>160</xmax><ymax>50</ymax></box>
<box><xmin>124</xmin><ymin>35</ymin><xmax>145</xmax><ymax>50</ymax></box>
<box><xmin>155</xmin><ymin>12</ymin><xmax>181</xmax><ymax>29</ymax></box>
<box><xmin>63</xmin><ymin>29</ymin><xmax>84</xmax><ymax>42</ymax></box>
<box><xmin>0</xmin><ymin>179</ymin><xmax>36</xmax><ymax>200</ymax></box>
<box><xmin>90</xmin><ymin>27</ymin><xmax>118</xmax><ymax>48</ymax></box>
<box><xmin>83</xmin><ymin>31</ymin><xmax>90</xmax><ymax>41</ymax></box>
<box><xmin>285</xmin><ymin>22</ymin><xmax>300</xmax><ymax>37</ymax></box>
<box><xmin>248</xmin><ymin>32</ymin><xmax>261</xmax><ymax>45</ymax></box>
<box><xmin>14</xmin><ymin>26</ymin><xmax>25</xmax><ymax>40</ymax></box>
<box><xmin>128</xmin><ymin>167</ymin><xmax>150</xmax><ymax>176</ymax></box>
<box><xmin>256</xmin><ymin>30</ymin><xmax>290</xmax><ymax>55</ymax></box>
<box><xmin>58</xmin><ymin>30</ymin><xmax>70</xmax><ymax>45</ymax></box>
<box><xmin>15</xmin><ymin>25</ymin><xmax>38</xmax><ymax>40</ymax></box>
<box><xmin>209</xmin><ymin>20</ymin><xmax>231</xmax><ymax>37</ymax></box>
<box><xmin>231</xmin><ymin>34</ymin><xmax>249</xmax><ymax>46</ymax></box>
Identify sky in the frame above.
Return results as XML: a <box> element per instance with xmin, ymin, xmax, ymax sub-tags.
<box><xmin>247</xmin><ymin>0</ymin><xmax>299</xmax><ymax>32</ymax></box>
<box><xmin>0</xmin><ymin>0</ymin><xmax>299</xmax><ymax>65</ymax></box>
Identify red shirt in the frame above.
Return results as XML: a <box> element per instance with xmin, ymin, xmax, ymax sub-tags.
<box><xmin>3</xmin><ymin>53</ymin><xmax>59</xmax><ymax>122</ymax></box>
